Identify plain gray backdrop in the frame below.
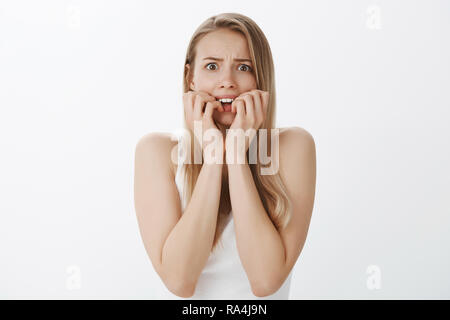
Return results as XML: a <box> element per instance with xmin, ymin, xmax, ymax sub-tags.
<box><xmin>0</xmin><ymin>0</ymin><xmax>449</xmax><ymax>299</ymax></box>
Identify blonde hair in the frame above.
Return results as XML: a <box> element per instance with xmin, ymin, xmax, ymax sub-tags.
<box><xmin>179</xmin><ymin>12</ymin><xmax>292</xmax><ymax>253</ymax></box>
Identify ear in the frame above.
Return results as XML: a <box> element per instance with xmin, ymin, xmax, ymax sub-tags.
<box><xmin>185</xmin><ymin>64</ymin><xmax>195</xmax><ymax>90</ymax></box>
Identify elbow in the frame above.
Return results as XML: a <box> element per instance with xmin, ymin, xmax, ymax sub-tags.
<box><xmin>251</xmin><ymin>279</ymin><xmax>282</xmax><ymax>298</ymax></box>
<box><xmin>162</xmin><ymin>275</ymin><xmax>196</xmax><ymax>298</ymax></box>
<box><xmin>167</xmin><ymin>283</ymin><xmax>195</xmax><ymax>298</ymax></box>
<box><xmin>156</xmin><ymin>261</ymin><xmax>198</xmax><ymax>298</ymax></box>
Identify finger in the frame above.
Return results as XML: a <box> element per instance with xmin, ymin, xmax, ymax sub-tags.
<box><xmin>261</xmin><ymin>91</ymin><xmax>269</xmax><ymax>116</ymax></box>
<box><xmin>197</xmin><ymin>90</ymin><xmax>214</xmax><ymax>99</ymax></box>
<box><xmin>204</xmin><ymin>101</ymin><xmax>222</xmax><ymax>118</ymax></box>
<box><xmin>242</xmin><ymin>94</ymin><xmax>255</xmax><ymax>120</ymax></box>
<box><xmin>234</xmin><ymin>99</ymin><xmax>245</xmax><ymax>119</ymax></box>
<box><xmin>231</xmin><ymin>96</ymin><xmax>244</xmax><ymax>113</ymax></box>
<box><xmin>197</xmin><ymin>91</ymin><xmax>218</xmax><ymax>105</ymax></box>
<box><xmin>183</xmin><ymin>92</ymin><xmax>194</xmax><ymax>114</ymax></box>
<box><xmin>231</xmin><ymin>98</ymin><xmax>236</xmax><ymax>113</ymax></box>
<box><xmin>252</xmin><ymin>91</ymin><xmax>263</xmax><ymax>115</ymax></box>
<box><xmin>251</xmin><ymin>91</ymin><xmax>263</xmax><ymax>125</ymax></box>
<box><xmin>193</xmin><ymin>94</ymin><xmax>205</xmax><ymax>119</ymax></box>
<box><xmin>200</xmin><ymin>92</ymin><xmax>217</xmax><ymax>110</ymax></box>
<box><xmin>213</xmin><ymin>98</ymin><xmax>224</xmax><ymax>112</ymax></box>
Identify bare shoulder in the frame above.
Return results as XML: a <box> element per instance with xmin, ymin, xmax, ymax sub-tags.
<box><xmin>278</xmin><ymin>126</ymin><xmax>316</xmax><ymax>175</ymax></box>
<box><xmin>279</xmin><ymin>126</ymin><xmax>315</xmax><ymax>144</ymax></box>
<box><xmin>135</xmin><ymin>132</ymin><xmax>179</xmax><ymax>178</ymax></box>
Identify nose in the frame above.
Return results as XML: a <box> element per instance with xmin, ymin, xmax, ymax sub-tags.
<box><xmin>219</xmin><ymin>68</ymin><xmax>236</xmax><ymax>89</ymax></box>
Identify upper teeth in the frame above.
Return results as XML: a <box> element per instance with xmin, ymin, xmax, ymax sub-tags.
<box><xmin>218</xmin><ymin>98</ymin><xmax>234</xmax><ymax>103</ymax></box>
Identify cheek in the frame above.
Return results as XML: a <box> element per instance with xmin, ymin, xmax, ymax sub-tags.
<box><xmin>198</xmin><ymin>69</ymin><xmax>216</xmax><ymax>80</ymax></box>
<box><xmin>193</xmin><ymin>71</ymin><xmax>209</xmax><ymax>86</ymax></box>
<box><xmin>244</xmin><ymin>77</ymin><xmax>257</xmax><ymax>90</ymax></box>
<box><xmin>195</xmin><ymin>77</ymin><xmax>215</xmax><ymax>89</ymax></box>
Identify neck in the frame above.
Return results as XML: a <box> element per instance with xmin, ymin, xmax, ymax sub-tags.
<box><xmin>216</xmin><ymin>122</ymin><xmax>229</xmax><ymax>139</ymax></box>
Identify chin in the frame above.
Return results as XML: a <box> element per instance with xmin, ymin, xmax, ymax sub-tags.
<box><xmin>213</xmin><ymin>110</ymin><xmax>235</xmax><ymax>126</ymax></box>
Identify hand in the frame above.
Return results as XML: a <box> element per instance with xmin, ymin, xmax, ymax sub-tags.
<box><xmin>183</xmin><ymin>90</ymin><xmax>225</xmax><ymax>162</ymax></box>
<box><xmin>225</xmin><ymin>90</ymin><xmax>269</xmax><ymax>162</ymax></box>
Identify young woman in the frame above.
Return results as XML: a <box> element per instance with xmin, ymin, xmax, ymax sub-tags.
<box><xmin>134</xmin><ymin>13</ymin><xmax>316</xmax><ymax>299</ymax></box>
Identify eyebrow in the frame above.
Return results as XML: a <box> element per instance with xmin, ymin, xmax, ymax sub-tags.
<box><xmin>202</xmin><ymin>56</ymin><xmax>252</xmax><ymax>63</ymax></box>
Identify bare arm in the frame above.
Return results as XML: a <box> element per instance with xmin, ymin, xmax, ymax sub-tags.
<box><xmin>228</xmin><ymin>127</ymin><xmax>316</xmax><ymax>297</ymax></box>
<box><xmin>227</xmin><ymin>160</ymin><xmax>285</xmax><ymax>297</ymax></box>
<box><xmin>161</xmin><ymin>161</ymin><xmax>223</xmax><ymax>297</ymax></box>
<box><xmin>134</xmin><ymin>133</ymin><xmax>223</xmax><ymax>298</ymax></box>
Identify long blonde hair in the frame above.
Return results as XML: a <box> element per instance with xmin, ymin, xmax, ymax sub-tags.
<box><xmin>179</xmin><ymin>13</ymin><xmax>292</xmax><ymax>253</ymax></box>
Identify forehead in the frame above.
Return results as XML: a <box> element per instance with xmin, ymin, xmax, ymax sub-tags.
<box><xmin>196</xmin><ymin>29</ymin><xmax>250</xmax><ymax>58</ymax></box>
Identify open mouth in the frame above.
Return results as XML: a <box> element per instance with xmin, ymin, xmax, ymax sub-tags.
<box><xmin>216</xmin><ymin>98</ymin><xmax>235</xmax><ymax>112</ymax></box>
<box><xmin>217</xmin><ymin>98</ymin><xmax>234</xmax><ymax>104</ymax></box>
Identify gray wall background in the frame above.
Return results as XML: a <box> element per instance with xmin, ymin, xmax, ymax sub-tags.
<box><xmin>0</xmin><ymin>0</ymin><xmax>449</xmax><ymax>299</ymax></box>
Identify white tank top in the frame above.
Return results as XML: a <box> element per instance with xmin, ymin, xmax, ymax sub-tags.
<box><xmin>155</xmin><ymin>136</ymin><xmax>293</xmax><ymax>299</ymax></box>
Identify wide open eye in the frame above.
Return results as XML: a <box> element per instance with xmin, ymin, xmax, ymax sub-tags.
<box><xmin>205</xmin><ymin>63</ymin><xmax>218</xmax><ymax>70</ymax></box>
<box><xmin>239</xmin><ymin>64</ymin><xmax>252</xmax><ymax>72</ymax></box>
